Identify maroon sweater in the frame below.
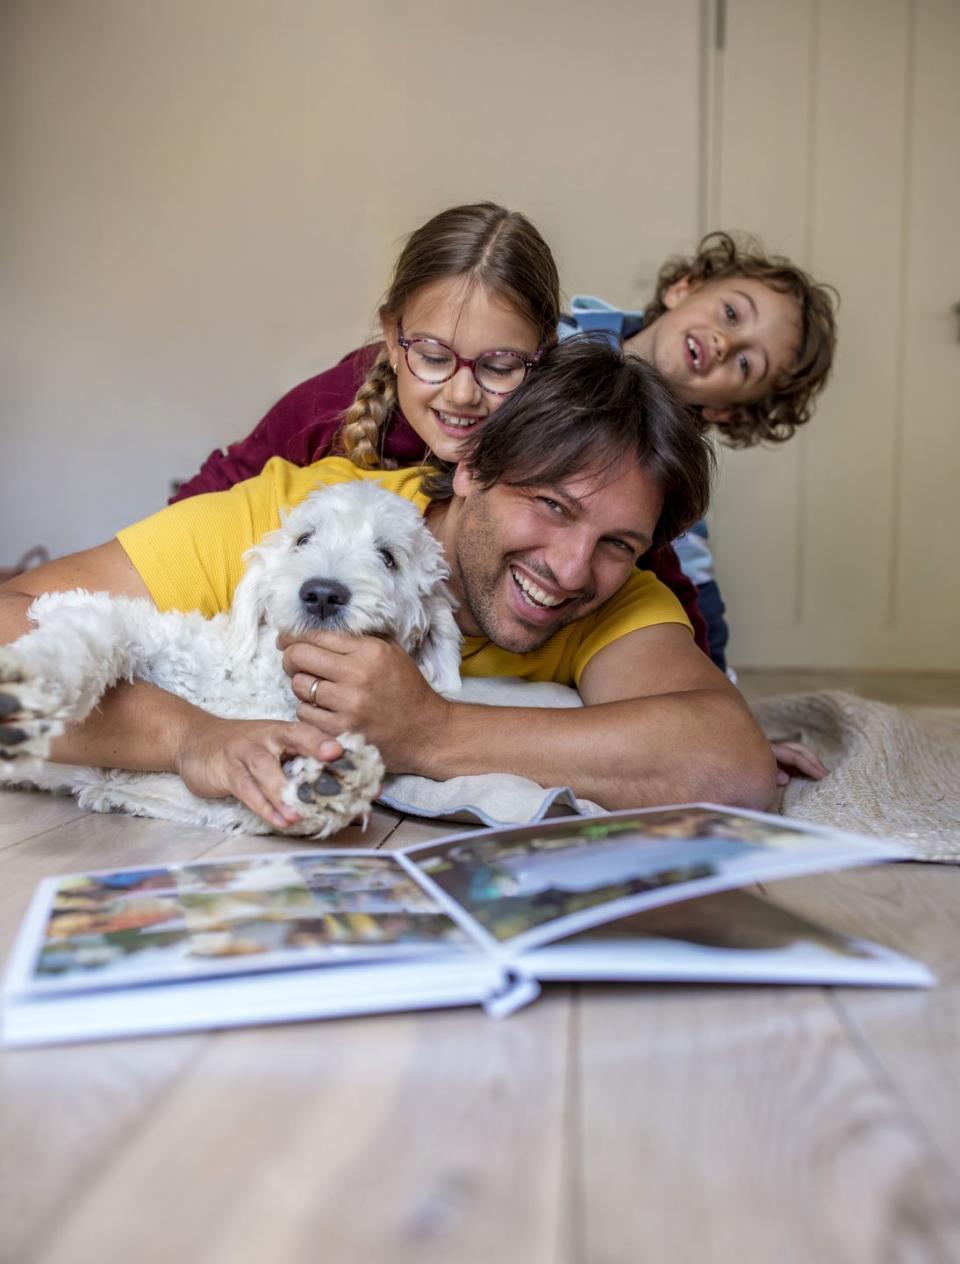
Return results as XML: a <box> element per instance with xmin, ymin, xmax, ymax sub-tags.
<box><xmin>172</xmin><ymin>345</ymin><xmax>709</xmax><ymax>652</ymax></box>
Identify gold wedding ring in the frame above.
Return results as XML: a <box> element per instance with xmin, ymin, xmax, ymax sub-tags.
<box><xmin>308</xmin><ymin>677</ymin><xmax>320</xmax><ymax>707</ymax></box>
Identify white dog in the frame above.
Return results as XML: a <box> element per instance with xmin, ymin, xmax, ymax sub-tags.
<box><xmin>0</xmin><ymin>481</ymin><xmax>463</xmax><ymax>836</ymax></box>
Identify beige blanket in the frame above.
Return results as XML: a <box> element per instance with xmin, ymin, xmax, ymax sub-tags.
<box><xmin>754</xmin><ymin>691</ymin><xmax>960</xmax><ymax>864</ymax></box>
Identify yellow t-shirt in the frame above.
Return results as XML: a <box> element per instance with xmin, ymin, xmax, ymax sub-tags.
<box><xmin>117</xmin><ymin>456</ymin><xmax>690</xmax><ymax>688</ymax></box>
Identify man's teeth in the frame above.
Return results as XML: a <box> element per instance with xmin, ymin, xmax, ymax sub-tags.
<box><xmin>511</xmin><ymin>567</ymin><xmax>563</xmax><ymax>608</ymax></box>
<box><xmin>436</xmin><ymin>411</ymin><xmax>479</xmax><ymax>428</ymax></box>
<box><xmin>686</xmin><ymin>335</ymin><xmax>701</xmax><ymax>368</ymax></box>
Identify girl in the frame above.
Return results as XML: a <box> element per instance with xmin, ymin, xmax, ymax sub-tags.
<box><xmin>174</xmin><ymin>201</ymin><xmax>709</xmax><ymax>648</ymax></box>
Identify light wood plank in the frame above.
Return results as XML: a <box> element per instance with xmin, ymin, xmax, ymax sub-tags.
<box><xmin>0</xmin><ymin>787</ymin><xmax>89</xmax><ymax>851</ymax></box>
<box><xmin>25</xmin><ymin>995</ymin><xmax>572</xmax><ymax>1264</ymax></box>
<box><xmin>0</xmin><ymin>813</ymin><xmax>231</xmax><ymax>1260</ymax></box>
<box><xmin>0</xmin><ymin>1034</ymin><xmax>207</xmax><ymax>1264</ymax></box>
<box><xmin>752</xmin><ymin>864</ymin><xmax>960</xmax><ymax>1179</ymax></box>
<box><xmin>0</xmin><ymin>804</ymin><xmax>407</xmax><ymax>1263</ymax></box>
<box><xmin>576</xmin><ymin>982</ymin><xmax>960</xmax><ymax>1263</ymax></box>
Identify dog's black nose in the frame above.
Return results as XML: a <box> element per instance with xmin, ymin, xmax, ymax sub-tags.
<box><xmin>299</xmin><ymin>578</ymin><xmax>351</xmax><ymax>621</ymax></box>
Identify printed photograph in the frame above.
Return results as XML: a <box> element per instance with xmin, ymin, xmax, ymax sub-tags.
<box><xmin>51</xmin><ymin>868</ymin><xmax>178</xmax><ymax>910</ymax></box>
<box><xmin>409</xmin><ymin>807</ymin><xmax>827</xmax><ymax>943</ymax></box>
<box><xmin>176</xmin><ymin>856</ymin><xmax>305</xmax><ymax>894</ymax></box>
<box><xmin>293</xmin><ymin>854</ymin><xmax>444</xmax><ymax>913</ymax></box>
<box><xmin>30</xmin><ymin>851</ymin><xmax>466</xmax><ymax>988</ymax></box>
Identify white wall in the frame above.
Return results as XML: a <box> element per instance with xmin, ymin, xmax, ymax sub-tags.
<box><xmin>1</xmin><ymin>0</ymin><xmax>703</xmax><ymax>556</ymax></box>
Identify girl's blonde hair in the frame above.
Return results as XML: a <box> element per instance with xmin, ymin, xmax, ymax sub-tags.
<box><xmin>340</xmin><ymin>202</ymin><xmax>560</xmax><ymax>468</ymax></box>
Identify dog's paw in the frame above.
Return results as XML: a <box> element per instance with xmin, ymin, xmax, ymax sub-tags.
<box><xmin>0</xmin><ymin>646</ymin><xmax>68</xmax><ymax>766</ymax></box>
<box><xmin>280</xmin><ymin>732</ymin><xmax>385</xmax><ymax>838</ymax></box>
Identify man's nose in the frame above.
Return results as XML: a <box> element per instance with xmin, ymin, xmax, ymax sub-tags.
<box><xmin>445</xmin><ymin>364</ymin><xmax>483</xmax><ymax>406</ymax></box>
<box><xmin>545</xmin><ymin>536</ymin><xmax>594</xmax><ymax>592</ymax></box>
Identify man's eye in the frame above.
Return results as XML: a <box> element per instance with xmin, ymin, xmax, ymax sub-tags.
<box><xmin>295</xmin><ymin>532</ymin><xmax>314</xmax><ymax>548</ymax></box>
<box><xmin>379</xmin><ymin>547</ymin><xmax>397</xmax><ymax>569</ymax></box>
<box><xmin>738</xmin><ymin>353</ymin><xmax>750</xmax><ymax>379</ymax></box>
<box><xmin>538</xmin><ymin>497</ymin><xmax>564</xmax><ymax>515</ymax></box>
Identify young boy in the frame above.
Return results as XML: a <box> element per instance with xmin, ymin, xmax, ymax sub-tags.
<box><xmin>561</xmin><ymin>231</ymin><xmax>838</xmax><ymax>675</ymax></box>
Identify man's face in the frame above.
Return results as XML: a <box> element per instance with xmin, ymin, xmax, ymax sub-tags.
<box><xmin>446</xmin><ymin>459</ymin><xmax>664</xmax><ymax>653</ymax></box>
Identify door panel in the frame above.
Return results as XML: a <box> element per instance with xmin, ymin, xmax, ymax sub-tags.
<box><xmin>707</xmin><ymin>0</ymin><xmax>959</xmax><ymax>669</ymax></box>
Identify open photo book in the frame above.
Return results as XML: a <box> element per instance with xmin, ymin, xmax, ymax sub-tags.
<box><xmin>1</xmin><ymin>804</ymin><xmax>933</xmax><ymax>1047</ymax></box>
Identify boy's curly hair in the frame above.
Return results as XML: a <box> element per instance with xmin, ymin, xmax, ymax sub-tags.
<box><xmin>646</xmin><ymin>232</ymin><xmax>839</xmax><ymax>447</ymax></box>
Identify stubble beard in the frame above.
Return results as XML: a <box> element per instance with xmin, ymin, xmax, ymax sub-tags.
<box><xmin>453</xmin><ymin>496</ymin><xmax>593</xmax><ymax>655</ymax></box>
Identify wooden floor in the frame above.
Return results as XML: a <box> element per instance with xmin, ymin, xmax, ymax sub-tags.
<box><xmin>2</xmin><ymin>672</ymin><xmax>959</xmax><ymax>1263</ymax></box>
<box><xmin>738</xmin><ymin>666</ymin><xmax>960</xmax><ymax>708</ymax></box>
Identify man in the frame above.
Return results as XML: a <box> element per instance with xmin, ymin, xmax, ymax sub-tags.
<box><xmin>0</xmin><ymin>340</ymin><xmax>776</xmax><ymax>829</ymax></box>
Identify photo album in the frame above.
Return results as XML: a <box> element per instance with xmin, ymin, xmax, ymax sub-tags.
<box><xmin>1</xmin><ymin>804</ymin><xmax>932</xmax><ymax>1047</ymax></box>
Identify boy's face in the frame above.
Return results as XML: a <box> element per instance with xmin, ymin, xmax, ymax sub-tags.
<box><xmin>632</xmin><ymin>276</ymin><xmax>801</xmax><ymax>421</ymax></box>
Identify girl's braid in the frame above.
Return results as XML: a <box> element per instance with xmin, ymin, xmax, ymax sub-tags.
<box><xmin>339</xmin><ymin>349</ymin><xmax>399</xmax><ymax>470</ymax></box>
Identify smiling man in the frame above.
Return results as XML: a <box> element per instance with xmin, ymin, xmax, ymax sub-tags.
<box><xmin>279</xmin><ymin>339</ymin><xmax>776</xmax><ymax>815</ymax></box>
<box><xmin>0</xmin><ymin>339</ymin><xmax>776</xmax><ymax>827</ymax></box>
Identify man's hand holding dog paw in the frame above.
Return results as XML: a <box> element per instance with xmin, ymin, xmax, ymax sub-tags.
<box><xmin>280</xmin><ymin>630</ymin><xmax>451</xmax><ymax>771</ymax></box>
<box><xmin>174</xmin><ymin>712</ymin><xmax>344</xmax><ymax>831</ymax></box>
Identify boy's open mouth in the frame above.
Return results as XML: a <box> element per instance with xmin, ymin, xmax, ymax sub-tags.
<box><xmin>684</xmin><ymin>334</ymin><xmax>707</xmax><ymax>373</ymax></box>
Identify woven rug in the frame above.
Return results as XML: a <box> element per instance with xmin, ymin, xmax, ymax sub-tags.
<box><xmin>752</xmin><ymin>691</ymin><xmax>960</xmax><ymax>863</ymax></box>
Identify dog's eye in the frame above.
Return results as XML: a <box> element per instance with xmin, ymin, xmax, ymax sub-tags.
<box><xmin>378</xmin><ymin>547</ymin><xmax>396</xmax><ymax>570</ymax></box>
<box><xmin>295</xmin><ymin>532</ymin><xmax>314</xmax><ymax>548</ymax></box>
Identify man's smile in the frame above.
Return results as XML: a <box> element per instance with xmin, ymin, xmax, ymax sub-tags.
<box><xmin>506</xmin><ymin>562</ymin><xmax>583</xmax><ymax>626</ymax></box>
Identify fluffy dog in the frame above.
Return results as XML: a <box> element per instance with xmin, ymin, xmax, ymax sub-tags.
<box><xmin>0</xmin><ymin>481</ymin><xmax>462</xmax><ymax>836</ymax></box>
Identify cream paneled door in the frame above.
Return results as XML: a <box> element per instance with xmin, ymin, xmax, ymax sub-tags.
<box><xmin>704</xmin><ymin>0</ymin><xmax>960</xmax><ymax>670</ymax></box>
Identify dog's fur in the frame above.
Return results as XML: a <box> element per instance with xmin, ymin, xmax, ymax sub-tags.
<box><xmin>0</xmin><ymin>481</ymin><xmax>462</xmax><ymax>836</ymax></box>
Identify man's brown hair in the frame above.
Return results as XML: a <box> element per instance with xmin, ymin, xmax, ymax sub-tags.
<box><xmin>647</xmin><ymin>231</ymin><xmax>839</xmax><ymax>447</ymax></box>
<box><xmin>424</xmin><ymin>336</ymin><xmax>713</xmax><ymax>550</ymax></box>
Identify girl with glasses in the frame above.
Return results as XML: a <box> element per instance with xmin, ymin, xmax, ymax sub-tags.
<box><xmin>172</xmin><ymin>201</ymin><xmax>711</xmax><ymax>654</ymax></box>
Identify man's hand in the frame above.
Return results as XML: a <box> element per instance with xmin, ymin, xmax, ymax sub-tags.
<box><xmin>174</xmin><ymin>711</ymin><xmax>344</xmax><ymax>831</ymax></box>
<box><xmin>279</xmin><ymin>631</ymin><xmax>450</xmax><ymax>771</ymax></box>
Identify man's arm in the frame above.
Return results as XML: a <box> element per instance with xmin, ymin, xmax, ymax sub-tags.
<box><xmin>280</xmin><ymin>624</ymin><xmax>778</xmax><ymax>811</ymax></box>
<box><xmin>1</xmin><ymin>544</ymin><xmax>343</xmax><ymax>829</ymax></box>
<box><xmin>0</xmin><ymin>541</ymin><xmax>150</xmax><ymax>637</ymax></box>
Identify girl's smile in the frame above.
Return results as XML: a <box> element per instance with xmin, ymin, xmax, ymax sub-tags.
<box><xmin>383</xmin><ymin>277</ymin><xmax>541</xmax><ymax>462</ymax></box>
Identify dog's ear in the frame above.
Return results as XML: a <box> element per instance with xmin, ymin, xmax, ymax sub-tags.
<box><xmin>415</xmin><ymin>589</ymin><xmax>462</xmax><ymax>698</ymax></box>
<box><xmin>224</xmin><ymin>549</ymin><xmax>267</xmax><ymax>661</ymax></box>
